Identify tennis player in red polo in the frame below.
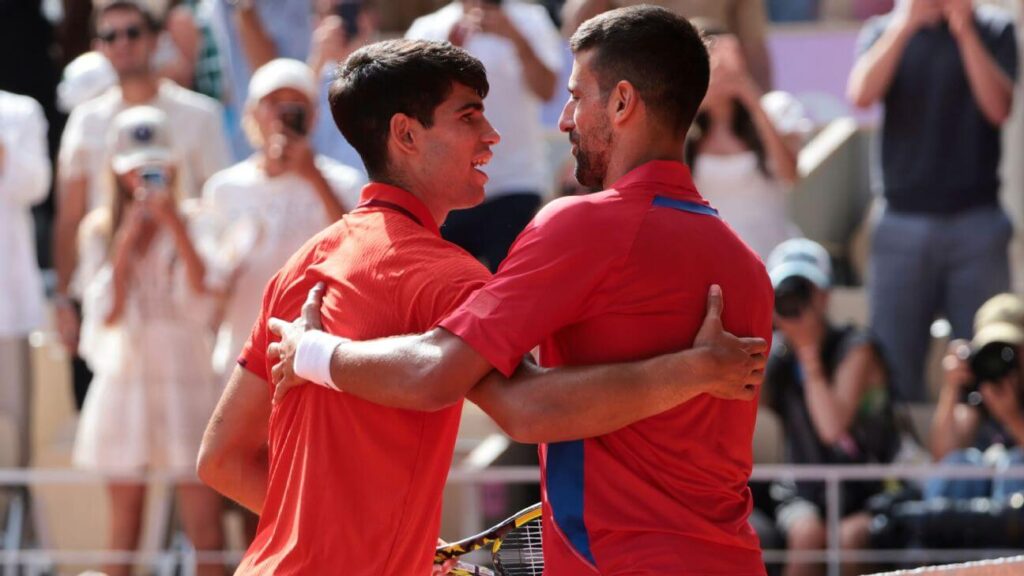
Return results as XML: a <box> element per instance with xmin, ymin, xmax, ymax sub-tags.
<box><xmin>271</xmin><ymin>7</ymin><xmax>773</xmax><ymax>575</ymax></box>
<box><xmin>200</xmin><ymin>38</ymin><xmax>766</xmax><ymax>576</ymax></box>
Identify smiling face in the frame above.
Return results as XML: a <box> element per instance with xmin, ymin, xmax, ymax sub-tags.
<box><xmin>416</xmin><ymin>82</ymin><xmax>500</xmax><ymax>211</ymax></box>
<box><xmin>559</xmin><ymin>50</ymin><xmax>613</xmax><ymax>190</ymax></box>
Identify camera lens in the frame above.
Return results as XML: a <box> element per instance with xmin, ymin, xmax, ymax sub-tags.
<box><xmin>969</xmin><ymin>342</ymin><xmax>1018</xmax><ymax>383</ymax></box>
<box><xmin>774</xmin><ymin>276</ymin><xmax>814</xmax><ymax>319</ymax></box>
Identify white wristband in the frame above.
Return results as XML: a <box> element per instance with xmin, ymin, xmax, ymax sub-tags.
<box><xmin>294</xmin><ymin>330</ymin><xmax>346</xmax><ymax>391</ymax></box>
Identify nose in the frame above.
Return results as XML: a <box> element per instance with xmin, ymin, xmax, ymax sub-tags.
<box><xmin>558</xmin><ymin>98</ymin><xmax>575</xmax><ymax>134</ymax></box>
<box><xmin>481</xmin><ymin>117</ymin><xmax>501</xmax><ymax>146</ymax></box>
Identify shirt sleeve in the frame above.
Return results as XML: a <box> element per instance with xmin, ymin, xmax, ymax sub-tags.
<box><xmin>0</xmin><ymin>97</ymin><xmax>51</xmax><ymax>206</ymax></box>
<box><xmin>405</xmin><ymin>14</ymin><xmax>447</xmax><ymax>41</ymax></box>
<box><xmin>196</xmin><ymin>103</ymin><xmax>231</xmax><ymax>187</ymax></box>
<box><xmin>855</xmin><ymin>16</ymin><xmax>888</xmax><ymax>57</ymax></box>
<box><xmin>57</xmin><ymin>106</ymin><xmax>91</xmax><ymax>182</ymax></box>
<box><xmin>439</xmin><ymin>198</ymin><xmax>624</xmax><ymax>376</ymax></box>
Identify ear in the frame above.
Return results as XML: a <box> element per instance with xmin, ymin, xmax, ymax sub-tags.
<box><xmin>388</xmin><ymin>113</ymin><xmax>419</xmax><ymax>157</ymax></box>
<box><xmin>609</xmin><ymin>80</ymin><xmax>639</xmax><ymax>126</ymax></box>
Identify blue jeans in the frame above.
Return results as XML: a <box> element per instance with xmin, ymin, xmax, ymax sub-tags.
<box><xmin>925</xmin><ymin>447</ymin><xmax>1024</xmax><ymax>500</ymax></box>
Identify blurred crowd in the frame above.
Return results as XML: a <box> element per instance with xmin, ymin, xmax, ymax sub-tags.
<box><xmin>0</xmin><ymin>0</ymin><xmax>1022</xmax><ymax>574</ymax></box>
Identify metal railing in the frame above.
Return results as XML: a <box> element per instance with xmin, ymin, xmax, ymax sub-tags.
<box><xmin>1</xmin><ymin>465</ymin><xmax>1023</xmax><ymax>575</ymax></box>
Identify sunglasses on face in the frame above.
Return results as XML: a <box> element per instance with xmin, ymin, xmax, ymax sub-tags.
<box><xmin>98</xmin><ymin>25</ymin><xmax>145</xmax><ymax>44</ymax></box>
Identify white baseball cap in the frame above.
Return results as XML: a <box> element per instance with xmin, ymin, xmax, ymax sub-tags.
<box><xmin>57</xmin><ymin>52</ymin><xmax>117</xmax><ymax>113</ymax></box>
<box><xmin>108</xmin><ymin>106</ymin><xmax>175</xmax><ymax>174</ymax></box>
<box><xmin>766</xmin><ymin>238</ymin><xmax>832</xmax><ymax>290</ymax></box>
<box><xmin>247</xmin><ymin>58</ymin><xmax>318</xmax><ymax>105</ymax></box>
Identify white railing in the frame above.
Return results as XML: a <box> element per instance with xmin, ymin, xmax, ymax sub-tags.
<box><xmin>1</xmin><ymin>465</ymin><xmax>1023</xmax><ymax>575</ymax></box>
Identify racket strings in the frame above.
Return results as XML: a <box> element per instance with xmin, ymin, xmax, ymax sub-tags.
<box><xmin>493</xmin><ymin>520</ymin><xmax>544</xmax><ymax>576</ymax></box>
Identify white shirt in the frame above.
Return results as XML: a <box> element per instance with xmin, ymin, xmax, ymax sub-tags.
<box><xmin>202</xmin><ymin>155</ymin><xmax>365</xmax><ymax>375</ymax></box>
<box><xmin>407</xmin><ymin>1</ymin><xmax>563</xmax><ymax>197</ymax></box>
<box><xmin>0</xmin><ymin>91</ymin><xmax>50</xmax><ymax>337</ymax></box>
<box><xmin>58</xmin><ymin>79</ymin><xmax>231</xmax><ymax>211</ymax></box>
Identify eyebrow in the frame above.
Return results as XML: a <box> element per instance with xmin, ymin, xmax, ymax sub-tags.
<box><xmin>456</xmin><ymin>101</ymin><xmax>484</xmax><ymax>113</ymax></box>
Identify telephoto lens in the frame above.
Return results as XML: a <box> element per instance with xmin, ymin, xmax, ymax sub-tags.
<box><xmin>969</xmin><ymin>342</ymin><xmax>1018</xmax><ymax>383</ymax></box>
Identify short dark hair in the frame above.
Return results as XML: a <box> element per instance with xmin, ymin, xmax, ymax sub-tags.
<box><xmin>328</xmin><ymin>39</ymin><xmax>489</xmax><ymax>179</ymax></box>
<box><xmin>570</xmin><ymin>5</ymin><xmax>709</xmax><ymax>134</ymax></box>
<box><xmin>93</xmin><ymin>0</ymin><xmax>161</xmax><ymax>36</ymax></box>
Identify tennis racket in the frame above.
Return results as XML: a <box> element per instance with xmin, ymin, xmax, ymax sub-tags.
<box><xmin>435</xmin><ymin>502</ymin><xmax>543</xmax><ymax>576</ymax></box>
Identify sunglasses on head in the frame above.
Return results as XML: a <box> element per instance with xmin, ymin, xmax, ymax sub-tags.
<box><xmin>98</xmin><ymin>25</ymin><xmax>145</xmax><ymax>44</ymax></box>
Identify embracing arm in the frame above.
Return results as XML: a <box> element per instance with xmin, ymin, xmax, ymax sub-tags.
<box><xmin>197</xmin><ymin>366</ymin><xmax>271</xmax><ymax>514</ymax></box>
<box><xmin>270</xmin><ymin>286</ymin><xmax>766</xmax><ymax>441</ymax></box>
<box><xmin>468</xmin><ymin>345</ymin><xmax>761</xmax><ymax>443</ymax></box>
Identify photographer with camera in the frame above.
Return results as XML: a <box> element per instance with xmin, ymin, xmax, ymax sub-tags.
<box><xmin>928</xmin><ymin>293</ymin><xmax>1024</xmax><ymax>501</ymax></box>
<box><xmin>762</xmin><ymin>239</ymin><xmax>899</xmax><ymax>576</ymax></box>
<box><xmin>202</xmin><ymin>58</ymin><xmax>363</xmax><ymax>387</ymax></box>
<box><xmin>73</xmin><ymin>106</ymin><xmax>225</xmax><ymax>576</ymax></box>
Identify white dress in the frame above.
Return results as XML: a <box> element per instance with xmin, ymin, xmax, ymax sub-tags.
<box><xmin>695</xmin><ymin>152</ymin><xmax>800</xmax><ymax>260</ymax></box>
<box><xmin>73</xmin><ymin>207</ymin><xmax>221</xmax><ymax>474</ymax></box>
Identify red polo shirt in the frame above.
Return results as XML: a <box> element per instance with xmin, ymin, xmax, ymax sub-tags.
<box><xmin>440</xmin><ymin>161</ymin><xmax>773</xmax><ymax>575</ymax></box>
<box><xmin>236</xmin><ymin>183</ymin><xmax>491</xmax><ymax>575</ymax></box>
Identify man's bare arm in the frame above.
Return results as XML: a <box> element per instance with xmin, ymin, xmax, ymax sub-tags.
<box><xmin>269</xmin><ymin>286</ymin><xmax>766</xmax><ymax>442</ymax></box>
<box><xmin>197</xmin><ymin>365</ymin><xmax>271</xmax><ymax>514</ymax></box>
<box><xmin>235</xmin><ymin>3</ymin><xmax>278</xmax><ymax>72</ymax></box>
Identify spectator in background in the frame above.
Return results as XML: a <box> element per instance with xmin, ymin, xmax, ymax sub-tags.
<box><xmin>373</xmin><ymin>0</ymin><xmax>443</xmax><ymax>33</ymax></box>
<box><xmin>847</xmin><ymin>0</ymin><xmax>1017</xmax><ymax>402</ymax></box>
<box><xmin>686</xmin><ymin>33</ymin><xmax>806</xmax><ymax>259</ymax></box>
<box><xmin>54</xmin><ymin>0</ymin><xmax>230</xmax><ymax>410</ymax></box>
<box><xmin>209</xmin><ymin>0</ymin><xmax>315</xmax><ymax>159</ymax></box>
<box><xmin>204</xmin><ymin>58</ymin><xmax>363</xmax><ymax>386</ymax></box>
<box><xmin>407</xmin><ymin>0</ymin><xmax>562</xmax><ymax>272</ymax></box>
<box><xmin>73</xmin><ymin>106</ymin><xmax>224</xmax><ymax>576</ymax></box>
<box><xmin>136</xmin><ymin>1</ymin><xmax>199</xmax><ymax>90</ymax></box>
<box><xmin>0</xmin><ymin>91</ymin><xmax>51</xmax><ymax>467</ymax></box>
<box><xmin>762</xmin><ymin>239</ymin><xmax>900</xmax><ymax>576</ymax></box>
<box><xmin>308</xmin><ymin>0</ymin><xmax>379</xmax><ymax>171</ymax></box>
<box><xmin>929</xmin><ymin>293</ymin><xmax>1024</xmax><ymax>500</ymax></box>
<box><xmin>562</xmin><ymin>0</ymin><xmax>773</xmax><ymax>90</ymax></box>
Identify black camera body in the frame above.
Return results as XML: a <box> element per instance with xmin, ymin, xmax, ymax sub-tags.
<box><xmin>961</xmin><ymin>341</ymin><xmax>1019</xmax><ymax>406</ymax></box>
<box><xmin>277</xmin><ymin>103</ymin><xmax>308</xmax><ymax>137</ymax></box>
